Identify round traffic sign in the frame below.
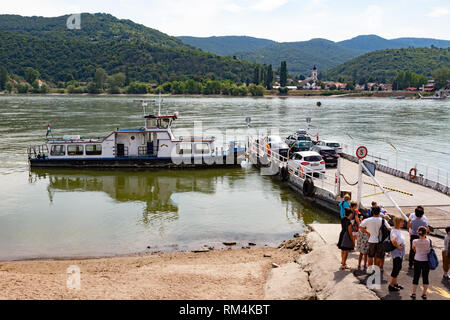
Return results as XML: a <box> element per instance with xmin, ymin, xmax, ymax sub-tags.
<box><xmin>356</xmin><ymin>146</ymin><xmax>368</xmax><ymax>159</ymax></box>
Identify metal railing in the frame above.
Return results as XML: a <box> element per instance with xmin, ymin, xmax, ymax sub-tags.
<box><xmin>249</xmin><ymin>137</ymin><xmax>339</xmax><ymax>196</ymax></box>
<box><xmin>342</xmin><ymin>143</ymin><xmax>449</xmax><ymax>188</ymax></box>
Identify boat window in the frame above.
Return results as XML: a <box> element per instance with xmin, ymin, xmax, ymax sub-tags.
<box><xmin>50</xmin><ymin>145</ymin><xmax>66</xmax><ymax>156</ymax></box>
<box><xmin>194</xmin><ymin>143</ymin><xmax>210</xmax><ymax>154</ymax></box>
<box><xmin>85</xmin><ymin>144</ymin><xmax>102</xmax><ymax>155</ymax></box>
<box><xmin>67</xmin><ymin>145</ymin><xmax>84</xmax><ymax>156</ymax></box>
<box><xmin>177</xmin><ymin>142</ymin><xmax>192</xmax><ymax>154</ymax></box>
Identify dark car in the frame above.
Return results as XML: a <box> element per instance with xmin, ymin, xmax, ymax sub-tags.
<box><xmin>310</xmin><ymin>145</ymin><xmax>339</xmax><ymax>167</ymax></box>
<box><xmin>289</xmin><ymin>140</ymin><xmax>313</xmax><ymax>153</ymax></box>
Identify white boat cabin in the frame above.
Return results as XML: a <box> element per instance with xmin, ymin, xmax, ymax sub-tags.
<box><xmin>36</xmin><ymin>113</ymin><xmax>217</xmax><ymax>160</ymax></box>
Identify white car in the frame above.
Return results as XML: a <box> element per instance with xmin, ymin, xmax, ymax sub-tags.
<box><xmin>316</xmin><ymin>140</ymin><xmax>343</xmax><ymax>153</ymax></box>
<box><xmin>287</xmin><ymin>151</ymin><xmax>326</xmax><ymax>178</ymax></box>
<box><xmin>265</xmin><ymin>135</ymin><xmax>290</xmax><ymax>159</ymax></box>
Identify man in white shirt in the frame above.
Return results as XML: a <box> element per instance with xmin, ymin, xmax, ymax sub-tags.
<box><xmin>360</xmin><ymin>206</ymin><xmax>392</xmax><ymax>270</ymax></box>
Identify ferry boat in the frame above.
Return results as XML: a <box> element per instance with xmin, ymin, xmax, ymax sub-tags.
<box><xmin>27</xmin><ymin>102</ymin><xmax>245</xmax><ymax>168</ymax></box>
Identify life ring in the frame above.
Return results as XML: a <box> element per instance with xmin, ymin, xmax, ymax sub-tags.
<box><xmin>409</xmin><ymin>168</ymin><xmax>417</xmax><ymax>179</ymax></box>
<box><xmin>303</xmin><ymin>177</ymin><xmax>315</xmax><ymax>197</ymax></box>
<box><xmin>298</xmin><ymin>165</ymin><xmax>305</xmax><ymax>178</ymax></box>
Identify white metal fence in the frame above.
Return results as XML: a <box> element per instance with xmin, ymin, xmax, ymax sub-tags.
<box><xmin>342</xmin><ymin>143</ymin><xmax>449</xmax><ymax>188</ymax></box>
<box><xmin>248</xmin><ymin>137</ymin><xmax>339</xmax><ymax>196</ymax></box>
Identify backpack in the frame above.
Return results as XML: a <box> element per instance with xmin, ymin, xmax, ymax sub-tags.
<box><xmin>428</xmin><ymin>239</ymin><xmax>439</xmax><ymax>270</ymax></box>
<box><xmin>378</xmin><ymin>218</ymin><xmax>390</xmax><ymax>243</ymax></box>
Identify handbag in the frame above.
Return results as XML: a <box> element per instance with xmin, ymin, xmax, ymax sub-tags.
<box><xmin>428</xmin><ymin>239</ymin><xmax>439</xmax><ymax>270</ymax></box>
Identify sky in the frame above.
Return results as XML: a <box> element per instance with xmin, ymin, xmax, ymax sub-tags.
<box><xmin>1</xmin><ymin>0</ymin><xmax>450</xmax><ymax>42</ymax></box>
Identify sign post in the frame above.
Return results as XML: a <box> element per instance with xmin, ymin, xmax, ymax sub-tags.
<box><xmin>356</xmin><ymin>146</ymin><xmax>368</xmax><ymax>208</ymax></box>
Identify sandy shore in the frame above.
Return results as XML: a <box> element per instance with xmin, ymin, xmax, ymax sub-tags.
<box><xmin>0</xmin><ymin>248</ymin><xmax>296</xmax><ymax>300</ymax></box>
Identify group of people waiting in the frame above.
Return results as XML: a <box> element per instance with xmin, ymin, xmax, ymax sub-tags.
<box><xmin>337</xmin><ymin>197</ymin><xmax>450</xmax><ymax>300</ymax></box>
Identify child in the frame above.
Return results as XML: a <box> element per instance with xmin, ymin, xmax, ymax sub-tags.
<box><xmin>356</xmin><ymin>212</ymin><xmax>369</xmax><ymax>271</ymax></box>
<box><xmin>443</xmin><ymin>227</ymin><xmax>450</xmax><ymax>281</ymax></box>
<box><xmin>339</xmin><ymin>194</ymin><xmax>351</xmax><ymax>219</ymax></box>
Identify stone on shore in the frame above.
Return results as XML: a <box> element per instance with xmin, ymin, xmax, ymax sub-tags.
<box><xmin>191</xmin><ymin>248</ymin><xmax>209</xmax><ymax>253</ymax></box>
<box><xmin>264</xmin><ymin>262</ymin><xmax>315</xmax><ymax>300</ymax></box>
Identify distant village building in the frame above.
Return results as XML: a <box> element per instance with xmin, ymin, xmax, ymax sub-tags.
<box><xmin>298</xmin><ymin>66</ymin><xmax>319</xmax><ymax>90</ymax></box>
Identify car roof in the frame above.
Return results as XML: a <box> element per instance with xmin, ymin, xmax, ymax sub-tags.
<box><xmin>293</xmin><ymin>151</ymin><xmax>321</xmax><ymax>157</ymax></box>
<box><xmin>313</xmin><ymin>145</ymin><xmax>335</xmax><ymax>150</ymax></box>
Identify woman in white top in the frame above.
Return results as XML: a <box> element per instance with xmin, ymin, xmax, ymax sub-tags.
<box><xmin>411</xmin><ymin>226</ymin><xmax>431</xmax><ymax>300</ymax></box>
<box><xmin>388</xmin><ymin>217</ymin><xmax>406</xmax><ymax>292</ymax></box>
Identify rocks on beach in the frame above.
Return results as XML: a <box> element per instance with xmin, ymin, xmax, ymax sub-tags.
<box><xmin>278</xmin><ymin>233</ymin><xmax>311</xmax><ymax>253</ymax></box>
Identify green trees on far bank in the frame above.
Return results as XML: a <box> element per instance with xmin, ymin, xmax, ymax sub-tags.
<box><xmin>392</xmin><ymin>71</ymin><xmax>428</xmax><ymax>90</ymax></box>
<box><xmin>0</xmin><ymin>67</ymin><xmax>7</xmax><ymax>90</ymax></box>
<box><xmin>432</xmin><ymin>67</ymin><xmax>450</xmax><ymax>90</ymax></box>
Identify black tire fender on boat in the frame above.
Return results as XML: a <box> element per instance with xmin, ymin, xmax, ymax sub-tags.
<box><xmin>303</xmin><ymin>177</ymin><xmax>315</xmax><ymax>197</ymax></box>
<box><xmin>280</xmin><ymin>166</ymin><xmax>289</xmax><ymax>181</ymax></box>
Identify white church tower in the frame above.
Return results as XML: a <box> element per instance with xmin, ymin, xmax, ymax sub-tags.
<box><xmin>311</xmin><ymin>65</ymin><xmax>318</xmax><ymax>82</ymax></box>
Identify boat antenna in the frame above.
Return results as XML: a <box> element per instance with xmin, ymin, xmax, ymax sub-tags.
<box><xmin>158</xmin><ymin>90</ymin><xmax>162</xmax><ymax>116</ymax></box>
<box><xmin>133</xmin><ymin>99</ymin><xmax>155</xmax><ymax>117</ymax></box>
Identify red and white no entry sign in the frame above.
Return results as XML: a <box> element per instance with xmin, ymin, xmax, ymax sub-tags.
<box><xmin>356</xmin><ymin>146</ymin><xmax>368</xmax><ymax>159</ymax></box>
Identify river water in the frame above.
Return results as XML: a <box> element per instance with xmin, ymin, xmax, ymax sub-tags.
<box><xmin>0</xmin><ymin>95</ymin><xmax>448</xmax><ymax>260</ymax></box>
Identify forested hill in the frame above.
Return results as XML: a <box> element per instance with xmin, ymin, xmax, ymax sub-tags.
<box><xmin>323</xmin><ymin>47</ymin><xmax>450</xmax><ymax>82</ymax></box>
<box><xmin>0</xmin><ymin>13</ymin><xmax>186</xmax><ymax>48</ymax></box>
<box><xmin>0</xmin><ymin>31</ymin><xmax>257</xmax><ymax>83</ymax></box>
<box><xmin>178</xmin><ymin>36</ymin><xmax>276</xmax><ymax>56</ymax></box>
<box><xmin>235</xmin><ymin>39</ymin><xmax>362</xmax><ymax>76</ymax></box>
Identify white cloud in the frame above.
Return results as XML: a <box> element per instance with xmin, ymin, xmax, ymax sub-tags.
<box><xmin>249</xmin><ymin>0</ymin><xmax>289</xmax><ymax>12</ymax></box>
<box><xmin>427</xmin><ymin>6</ymin><xmax>450</xmax><ymax>17</ymax></box>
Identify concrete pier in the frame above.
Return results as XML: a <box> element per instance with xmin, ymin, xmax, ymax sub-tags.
<box><xmin>310</xmin><ymin>224</ymin><xmax>450</xmax><ymax>300</ymax></box>
<box><xmin>325</xmin><ymin>158</ymin><xmax>450</xmax><ymax>231</ymax></box>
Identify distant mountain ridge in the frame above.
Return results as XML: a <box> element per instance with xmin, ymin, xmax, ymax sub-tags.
<box><xmin>178</xmin><ymin>34</ymin><xmax>450</xmax><ymax>76</ymax></box>
<box><xmin>178</xmin><ymin>36</ymin><xmax>276</xmax><ymax>56</ymax></box>
<box><xmin>235</xmin><ymin>38</ymin><xmax>362</xmax><ymax>76</ymax></box>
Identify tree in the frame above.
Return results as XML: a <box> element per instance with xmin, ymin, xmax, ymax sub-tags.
<box><xmin>265</xmin><ymin>65</ymin><xmax>273</xmax><ymax>90</ymax></box>
<box><xmin>0</xmin><ymin>67</ymin><xmax>7</xmax><ymax>90</ymax></box>
<box><xmin>253</xmin><ymin>66</ymin><xmax>260</xmax><ymax>84</ymax></box>
<box><xmin>107</xmin><ymin>73</ymin><xmax>126</xmax><ymax>94</ymax></box>
<box><xmin>432</xmin><ymin>67</ymin><xmax>450</xmax><ymax>90</ymax></box>
<box><xmin>280</xmin><ymin>61</ymin><xmax>287</xmax><ymax>87</ymax></box>
<box><xmin>127</xmin><ymin>81</ymin><xmax>149</xmax><ymax>94</ymax></box>
<box><xmin>87</xmin><ymin>81</ymin><xmax>101</xmax><ymax>94</ymax></box>
<box><xmin>94</xmin><ymin>68</ymin><xmax>107</xmax><ymax>91</ymax></box>
<box><xmin>25</xmin><ymin>67</ymin><xmax>40</xmax><ymax>84</ymax></box>
<box><xmin>5</xmin><ymin>81</ymin><xmax>13</xmax><ymax>93</ymax></box>
<box><xmin>17</xmin><ymin>82</ymin><xmax>31</xmax><ymax>93</ymax></box>
<box><xmin>248</xmin><ymin>84</ymin><xmax>265</xmax><ymax>96</ymax></box>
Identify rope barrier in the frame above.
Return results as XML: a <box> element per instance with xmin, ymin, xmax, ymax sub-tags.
<box><xmin>340</xmin><ymin>174</ymin><xmax>358</xmax><ymax>186</ymax></box>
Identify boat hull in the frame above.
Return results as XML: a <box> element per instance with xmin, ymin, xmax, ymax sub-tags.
<box><xmin>29</xmin><ymin>152</ymin><xmax>246</xmax><ymax>169</ymax></box>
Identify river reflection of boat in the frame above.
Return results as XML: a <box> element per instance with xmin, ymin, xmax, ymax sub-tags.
<box><xmin>30</xmin><ymin>168</ymin><xmax>246</xmax><ymax>226</ymax></box>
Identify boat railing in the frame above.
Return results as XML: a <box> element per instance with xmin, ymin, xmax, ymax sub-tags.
<box><xmin>249</xmin><ymin>137</ymin><xmax>339</xmax><ymax>197</ymax></box>
<box><xmin>27</xmin><ymin>144</ymin><xmax>49</xmax><ymax>159</ymax></box>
